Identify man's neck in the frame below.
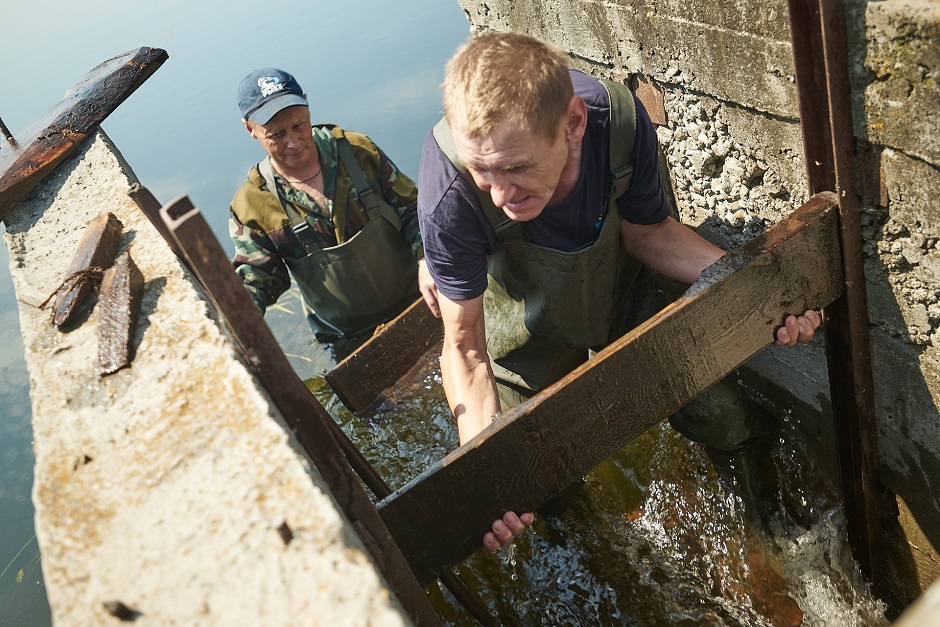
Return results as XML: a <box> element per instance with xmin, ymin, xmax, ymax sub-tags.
<box><xmin>271</xmin><ymin>152</ymin><xmax>321</xmax><ymax>183</ymax></box>
<box><xmin>549</xmin><ymin>139</ymin><xmax>584</xmax><ymax>205</ymax></box>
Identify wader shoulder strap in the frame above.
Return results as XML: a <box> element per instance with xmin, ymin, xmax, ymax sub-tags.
<box><xmin>431</xmin><ymin>119</ymin><xmax>517</xmax><ymax>236</ymax></box>
<box><xmin>599</xmin><ymin>78</ymin><xmax>637</xmax><ymax>200</ymax></box>
<box><xmin>257</xmin><ymin>157</ymin><xmax>322</xmax><ymax>254</ymax></box>
<box><xmin>334</xmin><ymin>135</ymin><xmax>403</xmax><ymax>232</ymax></box>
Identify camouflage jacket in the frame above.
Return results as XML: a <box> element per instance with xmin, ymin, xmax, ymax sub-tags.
<box><xmin>229</xmin><ymin>125</ymin><xmax>421</xmax><ymax>312</ymax></box>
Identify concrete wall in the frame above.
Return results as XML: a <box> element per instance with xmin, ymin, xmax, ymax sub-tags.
<box><xmin>456</xmin><ymin>0</ymin><xmax>940</xmax><ymax>610</ymax></box>
<box><xmin>3</xmin><ymin>131</ymin><xmax>411</xmax><ymax>626</ymax></box>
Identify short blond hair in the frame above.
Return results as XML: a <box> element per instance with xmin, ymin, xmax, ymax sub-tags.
<box><xmin>442</xmin><ymin>32</ymin><xmax>573</xmax><ymax>142</ymax></box>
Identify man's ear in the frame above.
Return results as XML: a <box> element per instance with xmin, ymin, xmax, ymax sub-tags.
<box><xmin>564</xmin><ymin>95</ymin><xmax>588</xmax><ymax>142</ymax></box>
<box><xmin>243</xmin><ymin>119</ymin><xmax>256</xmax><ymax>138</ymax></box>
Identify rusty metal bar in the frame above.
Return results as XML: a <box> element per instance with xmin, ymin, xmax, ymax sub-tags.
<box><xmin>0</xmin><ymin>116</ymin><xmax>14</xmax><ymax>147</ymax></box>
<box><xmin>151</xmin><ymin>193</ymin><xmax>497</xmax><ymax>626</ymax></box>
<box><xmin>787</xmin><ymin>0</ymin><xmax>882</xmax><ymax>585</ymax></box>
<box><xmin>157</xmin><ymin>195</ymin><xmax>442</xmax><ymax>626</ymax></box>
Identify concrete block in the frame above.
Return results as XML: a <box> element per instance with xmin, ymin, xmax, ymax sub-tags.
<box><xmin>2</xmin><ymin>132</ymin><xmax>410</xmax><ymax>626</ymax></box>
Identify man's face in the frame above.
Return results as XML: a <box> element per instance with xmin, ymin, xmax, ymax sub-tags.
<box><xmin>247</xmin><ymin>105</ymin><xmax>314</xmax><ymax>171</ymax></box>
<box><xmin>452</xmin><ymin>117</ymin><xmax>571</xmax><ymax>222</ymax></box>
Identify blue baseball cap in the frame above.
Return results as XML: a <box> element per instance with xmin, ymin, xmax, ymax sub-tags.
<box><xmin>237</xmin><ymin>68</ymin><xmax>308</xmax><ymax>124</ymax></box>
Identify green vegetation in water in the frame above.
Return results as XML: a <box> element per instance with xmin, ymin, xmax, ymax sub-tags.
<box><xmin>0</xmin><ymin>535</ymin><xmax>48</xmax><ymax>626</ymax></box>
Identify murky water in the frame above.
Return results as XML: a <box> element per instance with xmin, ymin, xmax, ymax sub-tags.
<box><xmin>296</xmin><ymin>313</ymin><xmax>889</xmax><ymax>626</ymax></box>
<box><xmin>1</xmin><ymin>0</ymin><xmax>892</xmax><ymax>624</ymax></box>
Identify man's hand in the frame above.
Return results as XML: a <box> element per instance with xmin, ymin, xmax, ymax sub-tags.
<box><xmin>774</xmin><ymin>310</ymin><xmax>822</xmax><ymax>346</ymax></box>
<box><xmin>417</xmin><ymin>258</ymin><xmax>440</xmax><ymax>318</ymax></box>
<box><xmin>482</xmin><ymin>511</ymin><xmax>536</xmax><ymax>553</ymax></box>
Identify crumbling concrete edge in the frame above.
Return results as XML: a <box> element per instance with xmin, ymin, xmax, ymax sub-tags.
<box><xmin>2</xmin><ymin>130</ymin><xmax>411</xmax><ymax>626</ymax></box>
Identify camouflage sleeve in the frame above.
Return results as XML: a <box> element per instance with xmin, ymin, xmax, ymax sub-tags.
<box><xmin>229</xmin><ymin>207</ymin><xmax>292</xmax><ymax>312</ymax></box>
<box><xmin>375</xmin><ymin>144</ymin><xmax>423</xmax><ymax>259</ymax></box>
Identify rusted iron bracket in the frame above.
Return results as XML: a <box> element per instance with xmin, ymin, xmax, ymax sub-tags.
<box><xmin>787</xmin><ymin>0</ymin><xmax>884</xmax><ymax>586</ymax></box>
<box><xmin>326</xmin><ymin>298</ymin><xmax>443</xmax><ymax>413</ymax></box>
<box><xmin>156</xmin><ymin>195</ymin><xmax>442</xmax><ymax>626</ymax></box>
<box><xmin>378</xmin><ymin>195</ymin><xmax>845</xmax><ymax>584</ymax></box>
<box><xmin>0</xmin><ymin>48</ymin><xmax>167</xmax><ymax>221</ymax></box>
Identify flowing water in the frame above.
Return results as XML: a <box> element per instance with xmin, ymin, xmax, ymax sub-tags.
<box><xmin>0</xmin><ymin>1</ymin><xmax>891</xmax><ymax>625</ymax></box>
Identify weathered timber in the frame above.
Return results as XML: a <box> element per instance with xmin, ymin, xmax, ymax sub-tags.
<box><xmin>787</xmin><ymin>0</ymin><xmax>883</xmax><ymax>587</ymax></box>
<box><xmin>0</xmin><ymin>47</ymin><xmax>167</xmax><ymax>221</ymax></box>
<box><xmin>127</xmin><ymin>183</ymin><xmax>184</xmax><ymax>259</ymax></box>
<box><xmin>48</xmin><ymin>212</ymin><xmax>123</xmax><ymax>328</ymax></box>
<box><xmin>97</xmin><ymin>249</ymin><xmax>144</xmax><ymax>375</ymax></box>
<box><xmin>378</xmin><ymin>193</ymin><xmax>845</xmax><ymax>585</ymax></box>
<box><xmin>326</xmin><ymin>297</ymin><xmax>443</xmax><ymax>412</ymax></box>
<box><xmin>157</xmin><ymin>196</ymin><xmax>442</xmax><ymax>627</ymax></box>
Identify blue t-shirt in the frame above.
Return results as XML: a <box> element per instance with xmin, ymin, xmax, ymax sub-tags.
<box><xmin>418</xmin><ymin>69</ymin><xmax>668</xmax><ymax>301</ymax></box>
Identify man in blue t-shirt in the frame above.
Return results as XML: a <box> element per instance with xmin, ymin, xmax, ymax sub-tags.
<box><xmin>417</xmin><ymin>32</ymin><xmax>820</xmax><ymax>552</ymax></box>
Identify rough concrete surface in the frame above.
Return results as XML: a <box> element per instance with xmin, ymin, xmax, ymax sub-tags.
<box><xmin>3</xmin><ymin>131</ymin><xmax>410</xmax><ymax>626</ymax></box>
<box><xmin>458</xmin><ymin>0</ymin><xmax>940</xmax><ymax>610</ymax></box>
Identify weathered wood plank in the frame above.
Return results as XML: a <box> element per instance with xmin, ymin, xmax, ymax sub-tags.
<box><xmin>326</xmin><ymin>297</ymin><xmax>443</xmax><ymax>412</ymax></box>
<box><xmin>48</xmin><ymin>212</ymin><xmax>123</xmax><ymax>328</ymax></box>
<box><xmin>97</xmin><ymin>249</ymin><xmax>144</xmax><ymax>375</ymax></box>
<box><xmin>378</xmin><ymin>193</ymin><xmax>845</xmax><ymax>585</ymax></box>
<box><xmin>0</xmin><ymin>47</ymin><xmax>167</xmax><ymax>221</ymax></box>
<box><xmin>158</xmin><ymin>196</ymin><xmax>442</xmax><ymax>626</ymax></box>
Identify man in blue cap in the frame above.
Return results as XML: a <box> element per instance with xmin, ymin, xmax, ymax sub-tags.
<box><xmin>230</xmin><ymin>68</ymin><xmax>435</xmax><ymax>356</ymax></box>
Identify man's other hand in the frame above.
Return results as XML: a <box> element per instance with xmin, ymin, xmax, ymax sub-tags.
<box><xmin>482</xmin><ymin>511</ymin><xmax>535</xmax><ymax>553</ymax></box>
<box><xmin>774</xmin><ymin>310</ymin><xmax>822</xmax><ymax>346</ymax></box>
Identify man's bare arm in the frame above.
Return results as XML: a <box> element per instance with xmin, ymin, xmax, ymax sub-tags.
<box><xmin>620</xmin><ymin>215</ymin><xmax>726</xmax><ymax>284</ymax></box>
<box><xmin>438</xmin><ymin>293</ymin><xmax>501</xmax><ymax>445</ymax></box>
<box><xmin>621</xmin><ymin>216</ymin><xmax>821</xmax><ymax>344</ymax></box>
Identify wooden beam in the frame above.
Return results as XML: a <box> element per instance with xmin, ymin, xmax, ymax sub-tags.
<box><xmin>0</xmin><ymin>48</ymin><xmax>167</xmax><ymax>221</ymax></box>
<box><xmin>378</xmin><ymin>193</ymin><xmax>845</xmax><ymax>585</ymax></box>
<box><xmin>157</xmin><ymin>196</ymin><xmax>442</xmax><ymax>627</ymax></box>
<box><xmin>326</xmin><ymin>297</ymin><xmax>443</xmax><ymax>412</ymax></box>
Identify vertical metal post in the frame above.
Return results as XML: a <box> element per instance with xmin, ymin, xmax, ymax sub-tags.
<box><xmin>786</xmin><ymin>0</ymin><xmax>882</xmax><ymax>585</ymax></box>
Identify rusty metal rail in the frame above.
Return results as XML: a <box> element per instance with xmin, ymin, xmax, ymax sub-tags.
<box><xmin>787</xmin><ymin>0</ymin><xmax>884</xmax><ymax>587</ymax></box>
<box><xmin>378</xmin><ymin>194</ymin><xmax>846</xmax><ymax>584</ymax></box>
<box><xmin>130</xmin><ymin>188</ymin><xmax>497</xmax><ymax>625</ymax></box>
<box><xmin>155</xmin><ymin>195</ymin><xmax>442</xmax><ymax>626</ymax></box>
<box><xmin>0</xmin><ymin>48</ymin><xmax>167</xmax><ymax>221</ymax></box>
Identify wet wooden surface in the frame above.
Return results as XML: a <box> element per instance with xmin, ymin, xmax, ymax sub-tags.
<box><xmin>326</xmin><ymin>298</ymin><xmax>443</xmax><ymax>412</ymax></box>
<box><xmin>377</xmin><ymin>193</ymin><xmax>845</xmax><ymax>585</ymax></box>
<box><xmin>49</xmin><ymin>212</ymin><xmax>123</xmax><ymax>328</ymax></box>
<box><xmin>158</xmin><ymin>196</ymin><xmax>442</xmax><ymax>626</ymax></box>
<box><xmin>787</xmin><ymin>0</ymin><xmax>883</xmax><ymax>590</ymax></box>
<box><xmin>0</xmin><ymin>47</ymin><xmax>167</xmax><ymax>221</ymax></box>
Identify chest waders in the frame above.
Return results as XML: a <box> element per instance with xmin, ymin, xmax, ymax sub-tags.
<box><xmin>258</xmin><ymin>130</ymin><xmax>418</xmax><ymax>339</ymax></box>
<box><xmin>433</xmin><ymin>79</ymin><xmax>642</xmax><ymax>395</ymax></box>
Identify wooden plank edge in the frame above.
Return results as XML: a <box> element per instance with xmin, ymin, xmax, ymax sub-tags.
<box><xmin>0</xmin><ymin>47</ymin><xmax>168</xmax><ymax>220</ymax></box>
<box><xmin>379</xmin><ymin>193</ymin><xmax>843</xmax><ymax>584</ymax></box>
<box><xmin>326</xmin><ymin>296</ymin><xmax>443</xmax><ymax>412</ymax></box>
